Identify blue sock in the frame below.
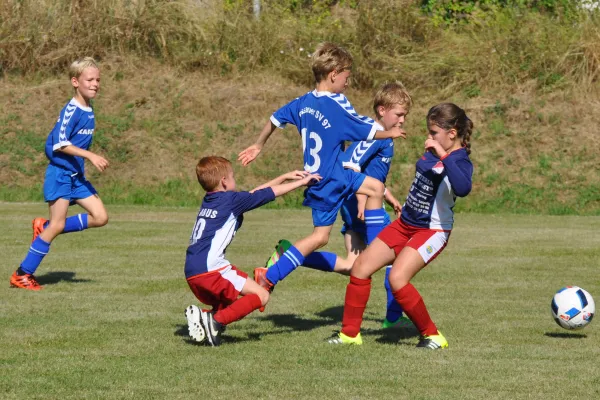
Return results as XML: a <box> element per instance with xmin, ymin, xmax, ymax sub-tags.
<box><xmin>20</xmin><ymin>237</ymin><xmax>51</xmax><ymax>275</ymax></box>
<box><xmin>302</xmin><ymin>251</ymin><xmax>337</xmax><ymax>272</ymax></box>
<box><xmin>265</xmin><ymin>245</ymin><xmax>305</xmax><ymax>285</ymax></box>
<box><xmin>62</xmin><ymin>214</ymin><xmax>88</xmax><ymax>233</ymax></box>
<box><xmin>384</xmin><ymin>266</ymin><xmax>404</xmax><ymax>322</ymax></box>
<box><xmin>364</xmin><ymin>208</ymin><xmax>387</xmax><ymax>244</ymax></box>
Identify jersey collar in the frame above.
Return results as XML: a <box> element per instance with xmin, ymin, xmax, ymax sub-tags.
<box><xmin>70</xmin><ymin>98</ymin><xmax>93</xmax><ymax>112</ymax></box>
<box><xmin>312</xmin><ymin>89</ymin><xmax>333</xmax><ymax>97</ymax></box>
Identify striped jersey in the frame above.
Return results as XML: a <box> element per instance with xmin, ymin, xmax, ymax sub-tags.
<box><xmin>271</xmin><ymin>90</ymin><xmax>383</xmax><ymax>210</ymax></box>
<box><xmin>184</xmin><ymin>188</ymin><xmax>276</xmax><ymax>278</ymax></box>
<box><xmin>401</xmin><ymin>148</ymin><xmax>473</xmax><ymax>230</ymax></box>
<box><xmin>342</xmin><ymin>138</ymin><xmax>394</xmax><ymax>184</ymax></box>
<box><xmin>44</xmin><ymin>98</ymin><xmax>95</xmax><ymax>175</ymax></box>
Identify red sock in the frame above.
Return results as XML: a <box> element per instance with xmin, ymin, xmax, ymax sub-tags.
<box><xmin>214</xmin><ymin>294</ymin><xmax>262</xmax><ymax>325</ymax></box>
<box><xmin>341</xmin><ymin>276</ymin><xmax>372</xmax><ymax>338</ymax></box>
<box><xmin>393</xmin><ymin>284</ymin><xmax>438</xmax><ymax>336</ymax></box>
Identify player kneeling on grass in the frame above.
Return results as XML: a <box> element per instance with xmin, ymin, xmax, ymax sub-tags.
<box><xmin>329</xmin><ymin>103</ymin><xmax>474</xmax><ymax>349</ymax></box>
<box><xmin>184</xmin><ymin>156</ymin><xmax>320</xmax><ymax>346</ymax></box>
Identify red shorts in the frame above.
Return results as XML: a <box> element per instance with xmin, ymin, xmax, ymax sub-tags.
<box><xmin>378</xmin><ymin>218</ymin><xmax>451</xmax><ymax>265</ymax></box>
<box><xmin>186</xmin><ymin>266</ymin><xmax>248</xmax><ymax>311</ymax></box>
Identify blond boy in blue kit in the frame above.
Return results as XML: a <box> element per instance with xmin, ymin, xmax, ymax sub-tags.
<box><xmin>10</xmin><ymin>57</ymin><xmax>109</xmax><ymax>290</ymax></box>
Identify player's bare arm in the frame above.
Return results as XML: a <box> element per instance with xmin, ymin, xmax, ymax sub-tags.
<box><xmin>384</xmin><ymin>189</ymin><xmax>402</xmax><ymax>218</ymax></box>
<box><xmin>374</xmin><ymin>126</ymin><xmax>406</xmax><ymax>140</ymax></box>
<box><xmin>250</xmin><ymin>170</ymin><xmax>310</xmax><ymax>193</ymax></box>
<box><xmin>58</xmin><ymin>145</ymin><xmax>109</xmax><ymax>172</ymax></box>
<box><xmin>355</xmin><ymin>193</ymin><xmax>367</xmax><ymax>221</ymax></box>
<box><xmin>238</xmin><ymin>121</ymin><xmax>278</xmax><ymax>166</ymax></box>
<box><xmin>424</xmin><ymin>138</ymin><xmax>447</xmax><ymax>158</ymax></box>
<box><xmin>269</xmin><ymin>173</ymin><xmax>321</xmax><ymax>197</ymax></box>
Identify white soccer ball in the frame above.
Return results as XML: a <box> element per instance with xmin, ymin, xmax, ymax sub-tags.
<box><xmin>551</xmin><ymin>286</ymin><xmax>595</xmax><ymax>330</ymax></box>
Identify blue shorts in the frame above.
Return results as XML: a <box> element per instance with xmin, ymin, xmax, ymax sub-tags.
<box><xmin>340</xmin><ymin>195</ymin><xmax>391</xmax><ymax>238</ymax></box>
<box><xmin>43</xmin><ymin>165</ymin><xmax>97</xmax><ymax>204</ymax></box>
<box><xmin>311</xmin><ymin>170</ymin><xmax>366</xmax><ymax>227</ymax></box>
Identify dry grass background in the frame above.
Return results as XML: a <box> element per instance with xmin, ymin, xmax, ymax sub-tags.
<box><xmin>1</xmin><ymin>0</ymin><xmax>599</xmax><ymax>213</ymax></box>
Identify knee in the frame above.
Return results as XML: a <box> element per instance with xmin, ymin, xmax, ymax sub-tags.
<box><xmin>388</xmin><ymin>269</ymin><xmax>409</xmax><ymax>291</ymax></box>
<box><xmin>47</xmin><ymin>219</ymin><xmax>65</xmax><ymax>234</ymax></box>
<box><xmin>371</xmin><ymin>180</ymin><xmax>384</xmax><ymax>197</ymax></box>
<box><xmin>258</xmin><ymin>290</ymin><xmax>270</xmax><ymax>306</ymax></box>
<box><xmin>93</xmin><ymin>212</ymin><xmax>109</xmax><ymax>227</ymax></box>
<box><xmin>350</xmin><ymin>256</ymin><xmax>368</xmax><ymax>279</ymax></box>
<box><xmin>313</xmin><ymin>232</ymin><xmax>329</xmax><ymax>248</ymax></box>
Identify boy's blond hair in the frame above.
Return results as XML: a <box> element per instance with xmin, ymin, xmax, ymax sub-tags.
<box><xmin>196</xmin><ymin>156</ymin><xmax>233</xmax><ymax>192</ymax></box>
<box><xmin>373</xmin><ymin>81</ymin><xmax>413</xmax><ymax>116</ymax></box>
<box><xmin>311</xmin><ymin>42</ymin><xmax>353</xmax><ymax>83</ymax></box>
<box><xmin>69</xmin><ymin>57</ymin><xmax>99</xmax><ymax>79</ymax></box>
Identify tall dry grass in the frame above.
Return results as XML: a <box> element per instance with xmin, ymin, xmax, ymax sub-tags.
<box><xmin>1</xmin><ymin>0</ymin><xmax>598</xmax><ymax>94</ymax></box>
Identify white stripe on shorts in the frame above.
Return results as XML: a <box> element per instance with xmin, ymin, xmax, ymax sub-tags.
<box><xmin>416</xmin><ymin>231</ymin><xmax>450</xmax><ymax>264</ymax></box>
<box><xmin>220</xmin><ymin>266</ymin><xmax>246</xmax><ymax>292</ymax></box>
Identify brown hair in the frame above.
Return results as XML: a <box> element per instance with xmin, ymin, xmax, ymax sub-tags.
<box><xmin>310</xmin><ymin>42</ymin><xmax>353</xmax><ymax>83</ymax></box>
<box><xmin>427</xmin><ymin>103</ymin><xmax>473</xmax><ymax>155</ymax></box>
<box><xmin>195</xmin><ymin>156</ymin><xmax>232</xmax><ymax>191</ymax></box>
<box><xmin>373</xmin><ymin>81</ymin><xmax>413</xmax><ymax>117</ymax></box>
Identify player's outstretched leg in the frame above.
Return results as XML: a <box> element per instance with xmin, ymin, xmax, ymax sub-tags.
<box><xmin>200</xmin><ymin>310</ymin><xmax>224</xmax><ymax>347</ymax></box>
<box><xmin>185</xmin><ymin>305</ymin><xmax>206</xmax><ymax>343</ymax></box>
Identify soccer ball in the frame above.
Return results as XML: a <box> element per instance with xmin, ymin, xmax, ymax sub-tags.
<box><xmin>550</xmin><ymin>286</ymin><xmax>595</xmax><ymax>330</ymax></box>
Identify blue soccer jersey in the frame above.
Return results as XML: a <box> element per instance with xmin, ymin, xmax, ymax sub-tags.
<box><xmin>184</xmin><ymin>188</ymin><xmax>276</xmax><ymax>278</ymax></box>
<box><xmin>401</xmin><ymin>148</ymin><xmax>473</xmax><ymax>230</ymax></box>
<box><xmin>342</xmin><ymin>138</ymin><xmax>394</xmax><ymax>184</ymax></box>
<box><xmin>271</xmin><ymin>90</ymin><xmax>383</xmax><ymax>211</ymax></box>
<box><xmin>44</xmin><ymin>99</ymin><xmax>96</xmax><ymax>175</ymax></box>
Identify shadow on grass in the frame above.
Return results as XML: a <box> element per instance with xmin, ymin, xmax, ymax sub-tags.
<box><xmin>259</xmin><ymin>313</ymin><xmax>338</xmax><ymax>332</ymax></box>
<box><xmin>263</xmin><ymin>306</ymin><xmax>420</xmax><ymax>344</ymax></box>
<box><xmin>371</xmin><ymin>326</ymin><xmax>420</xmax><ymax>344</ymax></box>
<box><xmin>544</xmin><ymin>331</ymin><xmax>587</xmax><ymax>339</ymax></box>
<box><xmin>36</xmin><ymin>271</ymin><xmax>92</xmax><ymax>285</ymax></box>
<box><xmin>174</xmin><ymin>305</ymin><xmax>419</xmax><ymax>346</ymax></box>
<box><xmin>315</xmin><ymin>306</ymin><xmax>344</xmax><ymax>322</ymax></box>
<box><xmin>174</xmin><ymin>324</ymin><xmax>293</xmax><ymax>345</ymax></box>
<box><xmin>258</xmin><ymin>305</ymin><xmax>350</xmax><ymax>331</ymax></box>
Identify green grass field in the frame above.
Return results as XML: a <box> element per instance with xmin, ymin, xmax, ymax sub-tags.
<box><xmin>1</xmin><ymin>203</ymin><xmax>599</xmax><ymax>399</ymax></box>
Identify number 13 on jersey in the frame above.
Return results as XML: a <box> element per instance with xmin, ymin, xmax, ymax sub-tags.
<box><xmin>302</xmin><ymin>128</ymin><xmax>322</xmax><ymax>173</ymax></box>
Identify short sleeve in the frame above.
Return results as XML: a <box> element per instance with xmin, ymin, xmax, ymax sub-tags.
<box><xmin>271</xmin><ymin>97</ymin><xmax>302</xmax><ymax>129</ymax></box>
<box><xmin>230</xmin><ymin>188</ymin><xmax>276</xmax><ymax>215</ymax></box>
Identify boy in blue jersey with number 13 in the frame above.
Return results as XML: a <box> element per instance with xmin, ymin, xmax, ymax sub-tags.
<box><xmin>299</xmin><ymin>81</ymin><xmax>413</xmax><ymax>328</ymax></box>
<box><xmin>10</xmin><ymin>57</ymin><xmax>109</xmax><ymax>291</ymax></box>
<box><xmin>238</xmin><ymin>42</ymin><xmax>406</xmax><ymax>302</ymax></box>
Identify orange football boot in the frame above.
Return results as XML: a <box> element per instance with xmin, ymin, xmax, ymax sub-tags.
<box><xmin>253</xmin><ymin>267</ymin><xmax>274</xmax><ymax>312</ymax></box>
<box><xmin>10</xmin><ymin>271</ymin><xmax>42</xmax><ymax>291</ymax></box>
<box><xmin>32</xmin><ymin>218</ymin><xmax>48</xmax><ymax>242</ymax></box>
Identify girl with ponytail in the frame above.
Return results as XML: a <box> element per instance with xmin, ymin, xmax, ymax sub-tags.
<box><xmin>330</xmin><ymin>103</ymin><xmax>474</xmax><ymax>349</ymax></box>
